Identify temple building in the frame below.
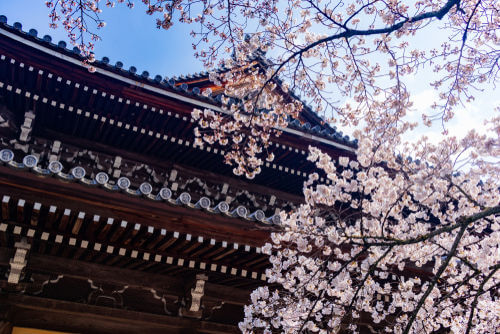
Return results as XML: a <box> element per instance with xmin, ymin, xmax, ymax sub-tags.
<box><xmin>0</xmin><ymin>15</ymin><xmax>357</xmax><ymax>334</ymax></box>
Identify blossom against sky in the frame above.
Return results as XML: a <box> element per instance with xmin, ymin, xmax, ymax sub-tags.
<box><xmin>0</xmin><ymin>1</ymin><xmax>497</xmax><ymax>145</ymax></box>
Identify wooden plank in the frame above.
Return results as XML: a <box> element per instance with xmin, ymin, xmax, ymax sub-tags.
<box><xmin>1</xmin><ymin>294</ymin><xmax>240</xmax><ymax>334</ymax></box>
<box><xmin>0</xmin><ymin>247</ymin><xmax>251</xmax><ymax>306</ymax></box>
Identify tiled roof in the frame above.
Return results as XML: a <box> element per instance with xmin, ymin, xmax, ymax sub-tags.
<box><xmin>0</xmin><ymin>14</ymin><xmax>357</xmax><ymax>148</ymax></box>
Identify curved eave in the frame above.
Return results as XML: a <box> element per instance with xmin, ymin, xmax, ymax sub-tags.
<box><xmin>0</xmin><ymin>23</ymin><xmax>355</xmax><ymax>154</ymax></box>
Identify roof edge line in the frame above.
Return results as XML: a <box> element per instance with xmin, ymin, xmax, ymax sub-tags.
<box><xmin>0</xmin><ymin>29</ymin><xmax>221</xmax><ymax>111</ymax></box>
<box><xmin>0</xmin><ymin>27</ymin><xmax>355</xmax><ymax>153</ymax></box>
<box><xmin>278</xmin><ymin>127</ymin><xmax>355</xmax><ymax>152</ymax></box>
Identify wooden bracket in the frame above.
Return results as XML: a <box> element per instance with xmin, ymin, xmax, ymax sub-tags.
<box><xmin>19</xmin><ymin>111</ymin><xmax>35</xmax><ymax>142</ymax></box>
<box><xmin>8</xmin><ymin>238</ymin><xmax>30</xmax><ymax>284</ymax></box>
<box><xmin>181</xmin><ymin>273</ymin><xmax>208</xmax><ymax>318</ymax></box>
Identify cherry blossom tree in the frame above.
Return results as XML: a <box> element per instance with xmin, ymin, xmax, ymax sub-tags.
<box><xmin>44</xmin><ymin>0</ymin><xmax>499</xmax><ymax>332</ymax></box>
<box><xmin>46</xmin><ymin>0</ymin><xmax>499</xmax><ymax>175</ymax></box>
<box><xmin>239</xmin><ymin>125</ymin><xmax>500</xmax><ymax>333</ymax></box>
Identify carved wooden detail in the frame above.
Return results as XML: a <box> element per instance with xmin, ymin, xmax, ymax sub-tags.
<box><xmin>8</xmin><ymin>238</ymin><xmax>30</xmax><ymax>284</ymax></box>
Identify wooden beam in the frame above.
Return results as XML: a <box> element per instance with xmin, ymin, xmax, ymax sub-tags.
<box><xmin>109</xmin><ymin>220</ymin><xmax>127</xmax><ymax>243</ymax></box>
<box><xmin>30</xmin><ymin>202</ymin><xmax>41</xmax><ymax>227</ymax></box>
<box><xmin>58</xmin><ymin>208</ymin><xmax>71</xmax><ymax>232</ymax></box>
<box><xmin>1</xmin><ymin>196</ymin><xmax>10</xmax><ymax>220</ymax></box>
<box><xmin>45</xmin><ymin>205</ymin><xmax>57</xmax><ymax>229</ymax></box>
<box><xmin>71</xmin><ymin>211</ymin><xmax>85</xmax><ymax>235</ymax></box>
<box><xmin>0</xmin><ymin>294</ymin><xmax>239</xmax><ymax>334</ymax></box>
<box><xmin>0</xmin><ymin>247</ymin><xmax>250</xmax><ymax>306</ymax></box>
<box><xmin>16</xmin><ymin>199</ymin><xmax>25</xmax><ymax>224</ymax></box>
<box><xmin>97</xmin><ymin>218</ymin><xmax>114</xmax><ymax>242</ymax></box>
<box><xmin>146</xmin><ymin>228</ymin><xmax>166</xmax><ymax>250</ymax></box>
<box><xmin>85</xmin><ymin>214</ymin><xmax>101</xmax><ymax>239</ymax></box>
<box><xmin>0</xmin><ymin>167</ymin><xmax>272</xmax><ymax>247</ymax></box>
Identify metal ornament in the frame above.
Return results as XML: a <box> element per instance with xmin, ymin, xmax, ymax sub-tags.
<box><xmin>23</xmin><ymin>155</ymin><xmax>38</xmax><ymax>168</ymax></box>
<box><xmin>216</xmin><ymin>202</ymin><xmax>229</xmax><ymax>213</ymax></box>
<box><xmin>71</xmin><ymin>166</ymin><xmax>86</xmax><ymax>179</ymax></box>
<box><xmin>117</xmin><ymin>177</ymin><xmax>131</xmax><ymax>190</ymax></box>
<box><xmin>139</xmin><ymin>182</ymin><xmax>153</xmax><ymax>195</ymax></box>
<box><xmin>158</xmin><ymin>187</ymin><xmax>172</xmax><ymax>200</ymax></box>
<box><xmin>95</xmin><ymin>172</ymin><xmax>109</xmax><ymax>185</ymax></box>
<box><xmin>48</xmin><ymin>161</ymin><xmax>63</xmax><ymax>174</ymax></box>
<box><xmin>0</xmin><ymin>149</ymin><xmax>14</xmax><ymax>163</ymax></box>
<box><xmin>177</xmin><ymin>192</ymin><xmax>191</xmax><ymax>205</ymax></box>
<box><xmin>235</xmin><ymin>206</ymin><xmax>247</xmax><ymax>218</ymax></box>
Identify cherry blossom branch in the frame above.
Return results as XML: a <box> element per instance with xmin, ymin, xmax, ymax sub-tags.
<box><xmin>350</xmin><ymin>205</ymin><xmax>500</xmax><ymax>247</ymax></box>
<box><xmin>465</xmin><ymin>265</ymin><xmax>500</xmax><ymax>334</ymax></box>
<box><xmin>257</xmin><ymin>0</ymin><xmax>461</xmax><ymax>97</ymax></box>
<box><xmin>402</xmin><ymin>222</ymin><xmax>467</xmax><ymax>334</ymax></box>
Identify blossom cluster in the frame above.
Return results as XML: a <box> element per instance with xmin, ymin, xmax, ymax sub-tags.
<box><xmin>192</xmin><ymin>65</ymin><xmax>302</xmax><ymax>177</ymax></box>
<box><xmin>187</xmin><ymin>0</ymin><xmax>499</xmax><ymax>177</ymax></box>
<box><xmin>45</xmin><ymin>0</ymin><xmax>499</xmax><ymax>175</ymax></box>
<box><xmin>240</xmin><ymin>119</ymin><xmax>500</xmax><ymax>333</ymax></box>
<box><xmin>42</xmin><ymin>1</ymin><xmax>500</xmax><ymax>332</ymax></box>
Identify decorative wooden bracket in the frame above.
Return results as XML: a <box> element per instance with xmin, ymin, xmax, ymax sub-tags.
<box><xmin>19</xmin><ymin>111</ymin><xmax>35</xmax><ymax>142</ymax></box>
<box><xmin>181</xmin><ymin>273</ymin><xmax>208</xmax><ymax>318</ymax></box>
<box><xmin>8</xmin><ymin>238</ymin><xmax>30</xmax><ymax>284</ymax></box>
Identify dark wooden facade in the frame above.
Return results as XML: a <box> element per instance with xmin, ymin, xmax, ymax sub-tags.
<box><xmin>0</xmin><ymin>15</ymin><xmax>356</xmax><ymax>334</ymax></box>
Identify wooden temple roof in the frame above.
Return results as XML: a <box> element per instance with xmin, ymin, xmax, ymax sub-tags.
<box><xmin>0</xmin><ymin>15</ymin><xmax>358</xmax><ymax>334</ymax></box>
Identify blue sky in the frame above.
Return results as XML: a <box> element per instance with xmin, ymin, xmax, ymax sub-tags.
<box><xmin>0</xmin><ymin>0</ymin><xmax>204</xmax><ymax>78</ymax></box>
